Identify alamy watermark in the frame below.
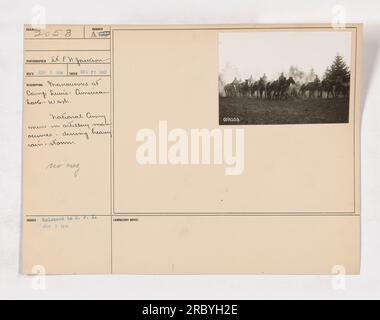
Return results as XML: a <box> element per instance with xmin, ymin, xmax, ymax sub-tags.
<box><xmin>31</xmin><ymin>265</ymin><xmax>46</xmax><ymax>290</ymax></box>
<box><xmin>331</xmin><ymin>265</ymin><xmax>347</xmax><ymax>290</ymax></box>
<box><xmin>31</xmin><ymin>5</ymin><xmax>46</xmax><ymax>29</ymax></box>
<box><xmin>331</xmin><ymin>4</ymin><xmax>347</xmax><ymax>30</ymax></box>
<box><xmin>136</xmin><ymin>121</ymin><xmax>245</xmax><ymax>175</ymax></box>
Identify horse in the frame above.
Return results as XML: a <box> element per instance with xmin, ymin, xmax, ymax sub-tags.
<box><xmin>249</xmin><ymin>81</ymin><xmax>257</xmax><ymax>98</ymax></box>
<box><xmin>287</xmin><ymin>82</ymin><xmax>299</xmax><ymax>98</ymax></box>
<box><xmin>334</xmin><ymin>78</ymin><xmax>350</xmax><ymax>99</ymax></box>
<box><xmin>299</xmin><ymin>83</ymin><xmax>307</xmax><ymax>98</ymax></box>
<box><xmin>266</xmin><ymin>76</ymin><xmax>295</xmax><ymax>100</ymax></box>
<box><xmin>256</xmin><ymin>77</ymin><xmax>267</xmax><ymax>99</ymax></box>
<box><xmin>279</xmin><ymin>77</ymin><xmax>296</xmax><ymax>99</ymax></box>
<box><xmin>266</xmin><ymin>81</ymin><xmax>279</xmax><ymax>100</ymax></box>
<box><xmin>320</xmin><ymin>79</ymin><xmax>334</xmax><ymax>99</ymax></box>
<box><xmin>301</xmin><ymin>81</ymin><xmax>320</xmax><ymax>99</ymax></box>
<box><xmin>224</xmin><ymin>83</ymin><xmax>237</xmax><ymax>97</ymax></box>
<box><xmin>239</xmin><ymin>80</ymin><xmax>251</xmax><ymax>97</ymax></box>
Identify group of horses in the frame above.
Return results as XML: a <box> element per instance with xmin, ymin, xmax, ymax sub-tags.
<box><xmin>223</xmin><ymin>76</ymin><xmax>350</xmax><ymax>100</ymax></box>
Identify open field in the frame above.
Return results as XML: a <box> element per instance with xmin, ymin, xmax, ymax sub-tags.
<box><xmin>219</xmin><ymin>97</ymin><xmax>349</xmax><ymax>125</ymax></box>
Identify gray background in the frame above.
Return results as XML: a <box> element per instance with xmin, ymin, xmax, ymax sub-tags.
<box><xmin>0</xmin><ymin>0</ymin><xmax>379</xmax><ymax>299</ymax></box>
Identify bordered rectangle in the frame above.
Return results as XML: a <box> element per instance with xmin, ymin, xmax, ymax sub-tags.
<box><xmin>110</xmin><ymin>25</ymin><xmax>360</xmax><ymax>217</ymax></box>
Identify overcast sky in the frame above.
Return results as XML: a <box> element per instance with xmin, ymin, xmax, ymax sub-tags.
<box><xmin>219</xmin><ymin>31</ymin><xmax>351</xmax><ymax>83</ymax></box>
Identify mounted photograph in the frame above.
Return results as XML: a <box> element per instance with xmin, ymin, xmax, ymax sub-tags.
<box><xmin>219</xmin><ymin>31</ymin><xmax>352</xmax><ymax>125</ymax></box>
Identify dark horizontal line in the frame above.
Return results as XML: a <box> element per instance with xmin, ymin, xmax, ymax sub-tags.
<box><xmin>26</xmin><ymin>214</ymin><xmax>111</xmax><ymax>217</ymax></box>
<box><xmin>25</xmin><ymin>214</ymin><xmax>358</xmax><ymax>218</ymax></box>
<box><xmin>25</xmin><ymin>38</ymin><xmax>110</xmax><ymax>40</ymax></box>
<box><xmin>25</xmin><ymin>62</ymin><xmax>111</xmax><ymax>65</ymax></box>
<box><xmin>26</xmin><ymin>212</ymin><xmax>359</xmax><ymax>218</ymax></box>
<box><xmin>114</xmin><ymin>210</ymin><xmax>356</xmax><ymax>214</ymax></box>
<box><xmin>112</xmin><ymin>27</ymin><xmax>356</xmax><ymax>31</ymax></box>
<box><xmin>24</xmin><ymin>49</ymin><xmax>110</xmax><ymax>52</ymax></box>
<box><xmin>25</xmin><ymin>75</ymin><xmax>110</xmax><ymax>77</ymax></box>
<box><xmin>114</xmin><ymin>213</ymin><xmax>357</xmax><ymax>216</ymax></box>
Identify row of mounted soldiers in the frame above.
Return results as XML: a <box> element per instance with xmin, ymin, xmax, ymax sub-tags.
<box><xmin>224</xmin><ymin>73</ymin><xmax>350</xmax><ymax>100</ymax></box>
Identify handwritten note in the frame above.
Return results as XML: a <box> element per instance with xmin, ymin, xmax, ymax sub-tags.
<box><xmin>23</xmin><ymin>25</ymin><xmax>111</xmax><ymax>216</ymax></box>
<box><xmin>25</xmin><ymin>78</ymin><xmax>110</xmax><ymax>149</ymax></box>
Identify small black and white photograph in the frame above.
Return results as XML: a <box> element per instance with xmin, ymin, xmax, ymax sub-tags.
<box><xmin>219</xmin><ymin>31</ymin><xmax>352</xmax><ymax>125</ymax></box>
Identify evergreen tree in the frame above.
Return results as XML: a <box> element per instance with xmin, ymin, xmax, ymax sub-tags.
<box><xmin>324</xmin><ymin>54</ymin><xmax>350</xmax><ymax>82</ymax></box>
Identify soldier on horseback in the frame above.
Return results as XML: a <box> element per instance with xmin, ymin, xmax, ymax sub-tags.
<box><xmin>257</xmin><ymin>74</ymin><xmax>267</xmax><ymax>99</ymax></box>
<box><xmin>278</xmin><ymin>72</ymin><xmax>286</xmax><ymax>85</ymax></box>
